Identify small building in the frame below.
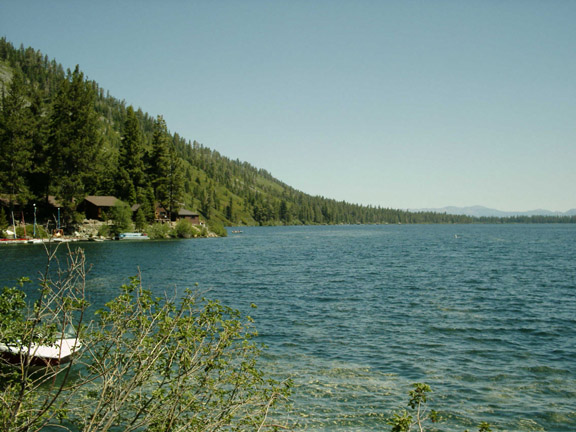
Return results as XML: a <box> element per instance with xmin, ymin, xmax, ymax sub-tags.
<box><xmin>154</xmin><ymin>204</ymin><xmax>170</xmax><ymax>222</ymax></box>
<box><xmin>154</xmin><ymin>203</ymin><xmax>200</xmax><ymax>224</ymax></box>
<box><xmin>174</xmin><ymin>209</ymin><xmax>200</xmax><ymax>225</ymax></box>
<box><xmin>79</xmin><ymin>196</ymin><xmax>120</xmax><ymax>220</ymax></box>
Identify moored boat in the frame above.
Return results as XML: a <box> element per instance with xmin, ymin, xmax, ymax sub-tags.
<box><xmin>117</xmin><ymin>232</ymin><xmax>150</xmax><ymax>240</ymax></box>
<box><xmin>0</xmin><ymin>334</ymin><xmax>82</xmax><ymax>367</ymax></box>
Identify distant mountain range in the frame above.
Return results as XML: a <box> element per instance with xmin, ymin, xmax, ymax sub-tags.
<box><xmin>413</xmin><ymin>205</ymin><xmax>576</xmax><ymax>218</ymax></box>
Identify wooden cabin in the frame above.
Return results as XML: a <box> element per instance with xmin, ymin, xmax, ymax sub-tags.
<box><xmin>79</xmin><ymin>196</ymin><xmax>120</xmax><ymax>220</ymax></box>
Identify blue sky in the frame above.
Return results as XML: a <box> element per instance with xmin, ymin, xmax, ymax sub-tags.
<box><xmin>2</xmin><ymin>1</ymin><xmax>575</xmax><ymax>211</ymax></box>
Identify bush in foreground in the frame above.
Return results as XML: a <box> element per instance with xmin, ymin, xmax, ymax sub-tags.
<box><xmin>0</xmin><ymin>246</ymin><xmax>290</xmax><ymax>432</ymax></box>
<box><xmin>388</xmin><ymin>383</ymin><xmax>492</xmax><ymax>432</ymax></box>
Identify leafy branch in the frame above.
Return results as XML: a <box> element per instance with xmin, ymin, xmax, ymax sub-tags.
<box><xmin>387</xmin><ymin>383</ymin><xmax>492</xmax><ymax>432</ymax></box>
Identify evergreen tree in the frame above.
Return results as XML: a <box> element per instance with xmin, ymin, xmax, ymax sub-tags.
<box><xmin>109</xmin><ymin>200</ymin><xmax>134</xmax><ymax>236</ymax></box>
<box><xmin>166</xmin><ymin>143</ymin><xmax>184</xmax><ymax>217</ymax></box>
<box><xmin>0</xmin><ymin>207</ymin><xmax>8</xmax><ymax>230</ymax></box>
<box><xmin>0</xmin><ymin>70</ymin><xmax>33</xmax><ymax>206</ymax></box>
<box><xmin>199</xmin><ymin>187</ymin><xmax>212</xmax><ymax>220</ymax></box>
<box><xmin>225</xmin><ymin>197</ymin><xmax>234</xmax><ymax>222</ymax></box>
<box><xmin>134</xmin><ymin>208</ymin><xmax>147</xmax><ymax>232</ymax></box>
<box><xmin>149</xmin><ymin>116</ymin><xmax>183</xmax><ymax>219</ymax></box>
<box><xmin>117</xmin><ymin>106</ymin><xmax>146</xmax><ymax>203</ymax></box>
<box><xmin>279</xmin><ymin>200</ymin><xmax>289</xmax><ymax>223</ymax></box>
<box><xmin>26</xmin><ymin>85</ymin><xmax>51</xmax><ymax>204</ymax></box>
<box><xmin>47</xmin><ymin>65</ymin><xmax>100</xmax><ymax>223</ymax></box>
<box><xmin>149</xmin><ymin>116</ymin><xmax>171</xmax><ymax>209</ymax></box>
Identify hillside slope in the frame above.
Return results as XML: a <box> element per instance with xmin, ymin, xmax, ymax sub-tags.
<box><xmin>1</xmin><ymin>39</ymin><xmax>574</xmax><ymax>227</ymax></box>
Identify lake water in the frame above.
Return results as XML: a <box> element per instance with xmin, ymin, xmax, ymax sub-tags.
<box><xmin>1</xmin><ymin>224</ymin><xmax>575</xmax><ymax>431</ymax></box>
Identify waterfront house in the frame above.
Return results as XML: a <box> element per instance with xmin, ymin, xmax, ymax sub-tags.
<box><xmin>175</xmin><ymin>209</ymin><xmax>200</xmax><ymax>224</ymax></box>
<box><xmin>154</xmin><ymin>203</ymin><xmax>200</xmax><ymax>224</ymax></box>
<box><xmin>154</xmin><ymin>204</ymin><xmax>169</xmax><ymax>222</ymax></box>
<box><xmin>79</xmin><ymin>196</ymin><xmax>120</xmax><ymax>220</ymax></box>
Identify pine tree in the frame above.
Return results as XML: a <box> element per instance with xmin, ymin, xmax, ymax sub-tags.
<box><xmin>117</xmin><ymin>106</ymin><xmax>146</xmax><ymax>203</ymax></box>
<box><xmin>166</xmin><ymin>143</ymin><xmax>184</xmax><ymax>217</ymax></box>
<box><xmin>200</xmin><ymin>187</ymin><xmax>212</xmax><ymax>220</ymax></box>
<box><xmin>27</xmin><ymin>85</ymin><xmax>51</xmax><ymax>204</ymax></box>
<box><xmin>149</xmin><ymin>115</ymin><xmax>171</xmax><ymax>210</ymax></box>
<box><xmin>225</xmin><ymin>197</ymin><xmax>234</xmax><ymax>222</ymax></box>
<box><xmin>134</xmin><ymin>208</ymin><xmax>147</xmax><ymax>232</ymax></box>
<box><xmin>0</xmin><ymin>69</ymin><xmax>33</xmax><ymax>206</ymax></box>
<box><xmin>47</xmin><ymin>65</ymin><xmax>100</xmax><ymax>222</ymax></box>
<box><xmin>149</xmin><ymin>116</ymin><xmax>183</xmax><ymax>219</ymax></box>
<box><xmin>0</xmin><ymin>207</ymin><xmax>8</xmax><ymax>230</ymax></box>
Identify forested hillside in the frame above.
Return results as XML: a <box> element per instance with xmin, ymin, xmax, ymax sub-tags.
<box><xmin>1</xmin><ymin>39</ymin><xmax>574</xmax><ymax>228</ymax></box>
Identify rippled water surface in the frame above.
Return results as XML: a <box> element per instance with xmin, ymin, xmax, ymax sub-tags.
<box><xmin>1</xmin><ymin>224</ymin><xmax>575</xmax><ymax>431</ymax></box>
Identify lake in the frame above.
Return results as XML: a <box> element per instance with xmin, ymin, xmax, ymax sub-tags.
<box><xmin>1</xmin><ymin>224</ymin><xmax>575</xmax><ymax>431</ymax></box>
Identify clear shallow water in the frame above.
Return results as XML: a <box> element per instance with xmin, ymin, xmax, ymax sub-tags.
<box><xmin>1</xmin><ymin>225</ymin><xmax>575</xmax><ymax>431</ymax></box>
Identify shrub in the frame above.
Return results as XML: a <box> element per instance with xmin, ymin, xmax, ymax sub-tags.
<box><xmin>109</xmin><ymin>201</ymin><xmax>134</xmax><ymax>236</ymax></box>
<box><xmin>0</xmin><ymin>208</ymin><xmax>8</xmax><ymax>230</ymax></box>
<box><xmin>208</xmin><ymin>220</ymin><xmax>227</xmax><ymax>237</ymax></box>
<box><xmin>134</xmin><ymin>208</ymin><xmax>147</xmax><ymax>232</ymax></box>
<box><xmin>174</xmin><ymin>219</ymin><xmax>198</xmax><ymax>238</ymax></box>
<box><xmin>0</xmin><ymin>246</ymin><xmax>292</xmax><ymax>431</ymax></box>
<box><xmin>387</xmin><ymin>383</ymin><xmax>492</xmax><ymax>432</ymax></box>
<box><xmin>146</xmin><ymin>222</ymin><xmax>171</xmax><ymax>239</ymax></box>
<box><xmin>97</xmin><ymin>223</ymin><xmax>111</xmax><ymax>238</ymax></box>
<box><xmin>14</xmin><ymin>224</ymin><xmax>50</xmax><ymax>238</ymax></box>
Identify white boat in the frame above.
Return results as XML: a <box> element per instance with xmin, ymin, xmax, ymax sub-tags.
<box><xmin>117</xmin><ymin>232</ymin><xmax>150</xmax><ymax>240</ymax></box>
<box><xmin>0</xmin><ymin>335</ymin><xmax>82</xmax><ymax>367</ymax></box>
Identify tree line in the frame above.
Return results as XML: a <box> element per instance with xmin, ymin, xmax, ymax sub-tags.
<box><xmin>1</xmin><ymin>38</ymin><xmax>574</xmax><ymax>228</ymax></box>
<box><xmin>0</xmin><ymin>40</ymin><xmax>184</xmax><ymax>228</ymax></box>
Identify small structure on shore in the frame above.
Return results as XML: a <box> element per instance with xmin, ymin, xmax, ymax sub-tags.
<box><xmin>78</xmin><ymin>196</ymin><xmax>121</xmax><ymax>220</ymax></box>
<box><xmin>175</xmin><ymin>209</ymin><xmax>200</xmax><ymax>224</ymax></box>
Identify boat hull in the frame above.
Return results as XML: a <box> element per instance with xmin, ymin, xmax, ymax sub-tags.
<box><xmin>0</xmin><ymin>338</ymin><xmax>82</xmax><ymax>367</ymax></box>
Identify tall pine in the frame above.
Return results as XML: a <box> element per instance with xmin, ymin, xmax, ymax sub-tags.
<box><xmin>27</xmin><ymin>85</ymin><xmax>51</xmax><ymax>205</ymax></box>
<box><xmin>149</xmin><ymin>116</ymin><xmax>183</xmax><ymax>219</ymax></box>
<box><xmin>117</xmin><ymin>105</ymin><xmax>146</xmax><ymax>204</ymax></box>
<box><xmin>0</xmin><ymin>69</ymin><xmax>33</xmax><ymax>207</ymax></box>
<box><xmin>47</xmin><ymin>65</ymin><xmax>100</xmax><ymax>223</ymax></box>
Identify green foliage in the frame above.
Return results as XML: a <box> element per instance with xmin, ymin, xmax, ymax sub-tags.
<box><xmin>0</xmin><ymin>247</ymin><xmax>88</xmax><ymax>432</ymax></box>
<box><xmin>173</xmin><ymin>218</ymin><xmax>199</xmax><ymax>238</ymax></box>
<box><xmin>0</xmin><ymin>69</ymin><xmax>33</xmax><ymax>205</ymax></box>
<box><xmin>0</xmin><ymin>279</ymin><xmax>28</xmax><ymax>341</ymax></box>
<box><xmin>134</xmin><ymin>207</ymin><xmax>147</xmax><ymax>232</ymax></box>
<box><xmin>150</xmin><ymin>115</ymin><xmax>184</xmax><ymax>218</ymax></box>
<box><xmin>48</xmin><ymin>65</ymin><xmax>100</xmax><ymax>216</ymax></box>
<box><xmin>97</xmin><ymin>223</ymin><xmax>111</xmax><ymax>238</ymax></box>
<box><xmin>109</xmin><ymin>200</ymin><xmax>134</xmax><ymax>236</ymax></box>
<box><xmin>75</xmin><ymin>277</ymin><xmax>291</xmax><ymax>431</ymax></box>
<box><xmin>146</xmin><ymin>222</ymin><xmax>172</xmax><ymax>239</ymax></box>
<box><xmin>117</xmin><ymin>105</ymin><xmax>146</xmax><ymax>204</ymax></box>
<box><xmin>0</xmin><ymin>207</ymin><xmax>8</xmax><ymax>229</ymax></box>
<box><xmin>33</xmin><ymin>224</ymin><xmax>49</xmax><ymax>238</ymax></box>
<box><xmin>2</xmin><ymin>37</ymin><xmax>574</xmax><ymax>232</ymax></box>
<box><xmin>208</xmin><ymin>220</ymin><xmax>228</xmax><ymax>237</ymax></box>
<box><xmin>477</xmin><ymin>422</ymin><xmax>493</xmax><ymax>432</ymax></box>
<box><xmin>388</xmin><ymin>383</ymin><xmax>492</xmax><ymax>432</ymax></box>
<box><xmin>388</xmin><ymin>383</ymin><xmax>437</xmax><ymax>432</ymax></box>
<box><xmin>11</xmin><ymin>224</ymin><xmax>48</xmax><ymax>238</ymax></box>
<box><xmin>0</xmin><ymin>247</ymin><xmax>291</xmax><ymax>432</ymax></box>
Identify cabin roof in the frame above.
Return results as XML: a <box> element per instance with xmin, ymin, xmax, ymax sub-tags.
<box><xmin>83</xmin><ymin>196</ymin><xmax>119</xmax><ymax>207</ymax></box>
<box><xmin>178</xmin><ymin>209</ymin><xmax>199</xmax><ymax>216</ymax></box>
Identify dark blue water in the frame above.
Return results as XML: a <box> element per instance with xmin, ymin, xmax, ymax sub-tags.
<box><xmin>1</xmin><ymin>225</ymin><xmax>575</xmax><ymax>431</ymax></box>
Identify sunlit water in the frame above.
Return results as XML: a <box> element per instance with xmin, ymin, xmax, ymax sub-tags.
<box><xmin>1</xmin><ymin>225</ymin><xmax>575</xmax><ymax>431</ymax></box>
